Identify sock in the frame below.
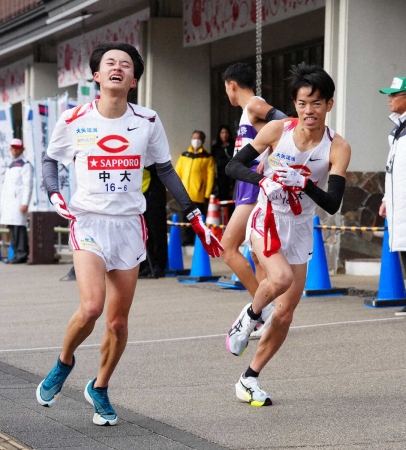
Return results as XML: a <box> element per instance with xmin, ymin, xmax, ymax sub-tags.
<box><xmin>247</xmin><ymin>304</ymin><xmax>261</xmax><ymax>320</ymax></box>
<box><xmin>58</xmin><ymin>355</ymin><xmax>75</xmax><ymax>368</ymax></box>
<box><xmin>244</xmin><ymin>366</ymin><xmax>260</xmax><ymax>378</ymax></box>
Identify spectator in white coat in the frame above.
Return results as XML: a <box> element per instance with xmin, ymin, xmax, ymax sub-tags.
<box><xmin>378</xmin><ymin>76</ymin><xmax>406</xmax><ymax>316</ymax></box>
<box><xmin>0</xmin><ymin>138</ymin><xmax>33</xmax><ymax>263</ymax></box>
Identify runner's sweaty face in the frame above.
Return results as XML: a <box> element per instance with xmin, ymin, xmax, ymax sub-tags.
<box><xmin>93</xmin><ymin>49</ymin><xmax>137</xmax><ymax>93</ymax></box>
<box><xmin>294</xmin><ymin>87</ymin><xmax>333</xmax><ymax>130</ymax></box>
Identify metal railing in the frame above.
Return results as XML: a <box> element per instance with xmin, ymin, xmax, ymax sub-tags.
<box><xmin>0</xmin><ymin>226</ymin><xmax>70</xmax><ymax>258</ymax></box>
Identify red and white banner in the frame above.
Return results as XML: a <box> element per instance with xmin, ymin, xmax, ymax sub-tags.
<box><xmin>57</xmin><ymin>8</ymin><xmax>150</xmax><ymax>88</ymax></box>
<box><xmin>0</xmin><ymin>103</ymin><xmax>14</xmax><ymax>198</ymax></box>
<box><xmin>183</xmin><ymin>0</ymin><xmax>325</xmax><ymax>47</ymax></box>
<box><xmin>23</xmin><ymin>96</ymin><xmax>78</xmax><ymax>211</ymax></box>
<box><xmin>0</xmin><ymin>56</ymin><xmax>32</xmax><ymax>104</ymax></box>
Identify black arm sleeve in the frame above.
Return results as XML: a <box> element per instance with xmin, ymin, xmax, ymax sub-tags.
<box><xmin>155</xmin><ymin>161</ymin><xmax>197</xmax><ymax>216</ymax></box>
<box><xmin>42</xmin><ymin>153</ymin><xmax>60</xmax><ymax>198</ymax></box>
<box><xmin>225</xmin><ymin>144</ymin><xmax>264</xmax><ymax>185</ymax></box>
<box><xmin>265</xmin><ymin>108</ymin><xmax>288</xmax><ymax>122</ymax></box>
<box><xmin>303</xmin><ymin>174</ymin><xmax>346</xmax><ymax>215</ymax></box>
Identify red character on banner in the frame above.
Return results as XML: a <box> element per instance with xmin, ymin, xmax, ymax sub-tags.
<box><xmin>250</xmin><ymin>0</ymin><xmax>265</xmax><ymax>23</ymax></box>
<box><xmin>64</xmin><ymin>44</ymin><xmax>72</xmax><ymax>71</ymax></box>
<box><xmin>232</xmin><ymin>0</ymin><xmax>239</xmax><ymax>21</ymax></box>
<box><xmin>192</xmin><ymin>0</ymin><xmax>202</xmax><ymax>27</ymax></box>
<box><xmin>0</xmin><ymin>78</ymin><xmax>9</xmax><ymax>103</ymax></box>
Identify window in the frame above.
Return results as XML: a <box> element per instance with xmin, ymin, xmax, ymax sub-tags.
<box><xmin>210</xmin><ymin>39</ymin><xmax>324</xmax><ymax>143</ymax></box>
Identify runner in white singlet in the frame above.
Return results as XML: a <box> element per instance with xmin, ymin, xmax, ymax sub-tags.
<box><xmin>36</xmin><ymin>42</ymin><xmax>222</xmax><ymax>426</ymax></box>
<box><xmin>225</xmin><ymin>63</ymin><xmax>351</xmax><ymax>407</ymax></box>
<box><xmin>222</xmin><ymin>63</ymin><xmax>287</xmax><ymax>300</ymax></box>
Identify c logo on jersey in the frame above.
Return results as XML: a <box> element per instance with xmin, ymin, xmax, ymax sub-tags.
<box><xmin>97</xmin><ymin>135</ymin><xmax>130</xmax><ymax>153</ymax></box>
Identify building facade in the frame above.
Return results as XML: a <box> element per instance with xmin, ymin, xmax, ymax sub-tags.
<box><xmin>1</xmin><ymin>0</ymin><xmax>405</xmax><ymax>270</ymax></box>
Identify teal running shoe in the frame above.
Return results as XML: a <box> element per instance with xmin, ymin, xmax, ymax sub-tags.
<box><xmin>36</xmin><ymin>355</ymin><xmax>75</xmax><ymax>407</ymax></box>
<box><xmin>84</xmin><ymin>378</ymin><xmax>117</xmax><ymax>426</ymax></box>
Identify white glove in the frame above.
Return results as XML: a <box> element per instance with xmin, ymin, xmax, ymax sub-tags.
<box><xmin>259</xmin><ymin>177</ymin><xmax>284</xmax><ymax>201</ymax></box>
<box><xmin>50</xmin><ymin>193</ymin><xmax>76</xmax><ymax>220</ymax></box>
<box><xmin>274</xmin><ymin>161</ymin><xmax>307</xmax><ymax>188</ymax></box>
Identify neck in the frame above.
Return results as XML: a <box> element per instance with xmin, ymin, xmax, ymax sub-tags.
<box><xmin>295</xmin><ymin>122</ymin><xmax>325</xmax><ymax>139</ymax></box>
<box><xmin>293</xmin><ymin>122</ymin><xmax>325</xmax><ymax>149</ymax></box>
<box><xmin>96</xmin><ymin>94</ymin><xmax>128</xmax><ymax>119</ymax></box>
<box><xmin>238</xmin><ymin>91</ymin><xmax>255</xmax><ymax>109</ymax></box>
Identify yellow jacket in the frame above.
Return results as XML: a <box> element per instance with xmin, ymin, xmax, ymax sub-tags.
<box><xmin>175</xmin><ymin>146</ymin><xmax>215</xmax><ymax>203</ymax></box>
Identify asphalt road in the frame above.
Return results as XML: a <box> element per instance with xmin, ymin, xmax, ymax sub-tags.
<box><xmin>1</xmin><ymin>258</ymin><xmax>405</xmax><ymax>450</ymax></box>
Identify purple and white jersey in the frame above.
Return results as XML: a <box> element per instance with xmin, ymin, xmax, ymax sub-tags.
<box><xmin>233</xmin><ymin>96</ymin><xmax>266</xmax><ymax>157</ymax></box>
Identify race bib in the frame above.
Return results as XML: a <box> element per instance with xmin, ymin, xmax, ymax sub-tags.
<box><xmin>86</xmin><ymin>155</ymin><xmax>141</xmax><ymax>193</ymax></box>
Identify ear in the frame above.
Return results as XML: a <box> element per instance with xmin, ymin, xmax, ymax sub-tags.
<box><xmin>230</xmin><ymin>80</ymin><xmax>238</xmax><ymax>91</ymax></box>
<box><xmin>93</xmin><ymin>72</ymin><xmax>100</xmax><ymax>83</ymax></box>
<box><xmin>131</xmin><ymin>78</ymin><xmax>138</xmax><ymax>89</ymax></box>
<box><xmin>327</xmin><ymin>98</ymin><xmax>334</xmax><ymax>112</ymax></box>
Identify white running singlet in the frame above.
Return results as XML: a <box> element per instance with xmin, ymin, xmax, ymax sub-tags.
<box><xmin>259</xmin><ymin>118</ymin><xmax>333</xmax><ymax>215</ymax></box>
<box><xmin>47</xmin><ymin>101</ymin><xmax>171</xmax><ymax>217</ymax></box>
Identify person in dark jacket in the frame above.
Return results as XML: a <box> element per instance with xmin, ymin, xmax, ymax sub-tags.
<box><xmin>211</xmin><ymin>125</ymin><xmax>235</xmax><ymax>202</ymax></box>
<box><xmin>139</xmin><ymin>164</ymin><xmax>168</xmax><ymax>278</ymax></box>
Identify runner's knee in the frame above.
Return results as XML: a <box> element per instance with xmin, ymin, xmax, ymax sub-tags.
<box><xmin>106</xmin><ymin>317</ymin><xmax>128</xmax><ymax>337</ymax></box>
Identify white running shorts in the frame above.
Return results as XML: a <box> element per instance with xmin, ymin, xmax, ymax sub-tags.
<box><xmin>69</xmin><ymin>213</ymin><xmax>147</xmax><ymax>271</ymax></box>
<box><xmin>247</xmin><ymin>204</ymin><xmax>313</xmax><ymax>264</ymax></box>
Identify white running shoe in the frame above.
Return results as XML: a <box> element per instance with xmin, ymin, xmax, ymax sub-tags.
<box><xmin>226</xmin><ymin>303</ymin><xmax>259</xmax><ymax>356</ymax></box>
<box><xmin>235</xmin><ymin>373</ymin><xmax>272</xmax><ymax>406</ymax></box>
<box><xmin>250</xmin><ymin>302</ymin><xmax>275</xmax><ymax>340</ymax></box>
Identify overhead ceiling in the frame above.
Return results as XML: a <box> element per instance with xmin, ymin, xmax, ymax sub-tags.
<box><xmin>0</xmin><ymin>0</ymin><xmax>152</xmax><ymax>64</ymax></box>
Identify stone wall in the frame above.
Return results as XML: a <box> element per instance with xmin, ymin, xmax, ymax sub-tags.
<box><xmin>318</xmin><ymin>171</ymin><xmax>386</xmax><ymax>273</ymax></box>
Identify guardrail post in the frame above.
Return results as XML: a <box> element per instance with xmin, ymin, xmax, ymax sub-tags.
<box><xmin>28</xmin><ymin>212</ymin><xmax>69</xmax><ymax>264</ymax></box>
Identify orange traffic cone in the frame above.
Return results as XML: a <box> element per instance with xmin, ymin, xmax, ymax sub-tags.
<box><xmin>206</xmin><ymin>194</ymin><xmax>222</xmax><ymax>241</ymax></box>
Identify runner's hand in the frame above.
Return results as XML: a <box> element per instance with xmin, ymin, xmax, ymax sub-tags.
<box><xmin>187</xmin><ymin>209</ymin><xmax>224</xmax><ymax>258</ymax></box>
<box><xmin>50</xmin><ymin>193</ymin><xmax>76</xmax><ymax>220</ymax></box>
<box><xmin>274</xmin><ymin>161</ymin><xmax>307</xmax><ymax>188</ymax></box>
<box><xmin>259</xmin><ymin>177</ymin><xmax>284</xmax><ymax>201</ymax></box>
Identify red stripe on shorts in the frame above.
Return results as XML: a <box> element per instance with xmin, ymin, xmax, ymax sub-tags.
<box><xmin>140</xmin><ymin>214</ymin><xmax>147</xmax><ymax>249</ymax></box>
<box><xmin>70</xmin><ymin>221</ymin><xmax>80</xmax><ymax>250</ymax></box>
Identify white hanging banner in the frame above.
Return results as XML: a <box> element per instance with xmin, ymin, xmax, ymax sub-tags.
<box><xmin>0</xmin><ymin>56</ymin><xmax>32</xmax><ymax>104</ymax></box>
<box><xmin>23</xmin><ymin>96</ymin><xmax>79</xmax><ymax>211</ymax></box>
<box><xmin>183</xmin><ymin>0</ymin><xmax>325</xmax><ymax>47</ymax></box>
<box><xmin>23</xmin><ymin>100</ymin><xmax>49</xmax><ymax>211</ymax></box>
<box><xmin>57</xmin><ymin>8</ymin><xmax>150</xmax><ymax>88</ymax></box>
<box><xmin>0</xmin><ymin>103</ymin><xmax>14</xmax><ymax>199</ymax></box>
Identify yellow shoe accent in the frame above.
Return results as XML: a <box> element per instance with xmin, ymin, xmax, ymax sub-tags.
<box><xmin>250</xmin><ymin>400</ymin><xmax>265</xmax><ymax>407</ymax></box>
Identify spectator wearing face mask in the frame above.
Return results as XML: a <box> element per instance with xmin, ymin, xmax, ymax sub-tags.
<box><xmin>175</xmin><ymin>130</ymin><xmax>215</xmax><ymax>245</ymax></box>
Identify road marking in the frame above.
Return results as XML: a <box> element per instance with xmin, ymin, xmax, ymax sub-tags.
<box><xmin>0</xmin><ymin>317</ymin><xmax>402</xmax><ymax>353</ymax></box>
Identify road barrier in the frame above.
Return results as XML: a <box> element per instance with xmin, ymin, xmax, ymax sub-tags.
<box><xmin>364</xmin><ymin>219</ymin><xmax>406</xmax><ymax>308</ymax></box>
<box><xmin>177</xmin><ymin>216</ymin><xmax>221</xmax><ymax>283</ymax></box>
<box><xmin>303</xmin><ymin>216</ymin><xmax>347</xmax><ymax>297</ymax></box>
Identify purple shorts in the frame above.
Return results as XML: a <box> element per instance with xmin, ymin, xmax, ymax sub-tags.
<box><xmin>235</xmin><ymin>164</ymin><xmax>260</xmax><ymax>206</ymax></box>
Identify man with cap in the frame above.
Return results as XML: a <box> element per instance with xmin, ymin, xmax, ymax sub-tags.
<box><xmin>0</xmin><ymin>138</ymin><xmax>33</xmax><ymax>263</ymax></box>
<box><xmin>378</xmin><ymin>77</ymin><xmax>406</xmax><ymax>315</ymax></box>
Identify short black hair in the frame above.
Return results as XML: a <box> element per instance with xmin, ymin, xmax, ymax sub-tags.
<box><xmin>288</xmin><ymin>63</ymin><xmax>335</xmax><ymax>101</ymax></box>
<box><xmin>89</xmin><ymin>42</ymin><xmax>145</xmax><ymax>88</ymax></box>
<box><xmin>222</xmin><ymin>63</ymin><xmax>255</xmax><ymax>90</ymax></box>
<box><xmin>192</xmin><ymin>130</ymin><xmax>206</xmax><ymax>143</ymax></box>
